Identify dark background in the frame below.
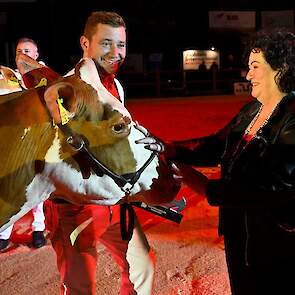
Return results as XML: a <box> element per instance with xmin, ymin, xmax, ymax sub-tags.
<box><xmin>0</xmin><ymin>0</ymin><xmax>294</xmax><ymax>96</ymax></box>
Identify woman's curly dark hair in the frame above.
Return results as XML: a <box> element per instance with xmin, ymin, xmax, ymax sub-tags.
<box><xmin>244</xmin><ymin>29</ymin><xmax>295</xmax><ymax>93</ymax></box>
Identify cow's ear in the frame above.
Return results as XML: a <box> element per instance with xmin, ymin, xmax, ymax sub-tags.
<box><xmin>44</xmin><ymin>82</ymin><xmax>75</xmax><ymax>124</ymax></box>
<box><xmin>15</xmin><ymin>53</ymin><xmax>43</xmax><ymax>75</ymax></box>
<box><xmin>0</xmin><ymin>66</ymin><xmax>20</xmax><ymax>86</ymax></box>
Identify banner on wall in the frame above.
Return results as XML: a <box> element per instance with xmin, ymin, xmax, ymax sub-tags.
<box><xmin>261</xmin><ymin>10</ymin><xmax>294</xmax><ymax>30</ymax></box>
<box><xmin>183</xmin><ymin>49</ymin><xmax>220</xmax><ymax>71</ymax></box>
<box><xmin>209</xmin><ymin>11</ymin><xmax>256</xmax><ymax>30</ymax></box>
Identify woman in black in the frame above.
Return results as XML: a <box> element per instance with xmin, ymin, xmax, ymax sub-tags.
<box><xmin>138</xmin><ymin>29</ymin><xmax>295</xmax><ymax>295</ymax></box>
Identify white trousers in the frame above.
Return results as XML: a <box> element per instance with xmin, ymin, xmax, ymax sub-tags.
<box><xmin>0</xmin><ymin>202</ymin><xmax>45</xmax><ymax>239</ymax></box>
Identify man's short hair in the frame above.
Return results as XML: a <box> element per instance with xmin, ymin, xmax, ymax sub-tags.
<box><xmin>83</xmin><ymin>11</ymin><xmax>126</xmax><ymax>41</ymax></box>
<box><xmin>16</xmin><ymin>37</ymin><xmax>38</xmax><ymax>48</ymax></box>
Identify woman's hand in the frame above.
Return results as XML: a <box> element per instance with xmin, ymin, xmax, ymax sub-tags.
<box><xmin>173</xmin><ymin>162</ymin><xmax>208</xmax><ymax>197</ymax></box>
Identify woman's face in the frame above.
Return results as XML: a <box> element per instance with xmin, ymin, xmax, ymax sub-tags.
<box><xmin>246</xmin><ymin>50</ymin><xmax>280</xmax><ymax>103</ymax></box>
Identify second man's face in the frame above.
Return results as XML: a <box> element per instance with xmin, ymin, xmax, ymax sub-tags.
<box><xmin>81</xmin><ymin>23</ymin><xmax>126</xmax><ymax>75</ymax></box>
<box><xmin>16</xmin><ymin>42</ymin><xmax>39</xmax><ymax>60</ymax></box>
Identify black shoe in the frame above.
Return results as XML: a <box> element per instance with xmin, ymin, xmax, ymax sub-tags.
<box><xmin>32</xmin><ymin>231</ymin><xmax>46</xmax><ymax>248</ymax></box>
<box><xmin>0</xmin><ymin>239</ymin><xmax>9</xmax><ymax>251</ymax></box>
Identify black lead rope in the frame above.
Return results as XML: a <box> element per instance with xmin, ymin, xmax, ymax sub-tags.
<box><xmin>57</xmin><ymin>123</ymin><xmax>157</xmax><ymax>240</ymax></box>
<box><xmin>120</xmin><ymin>203</ymin><xmax>135</xmax><ymax>240</ymax></box>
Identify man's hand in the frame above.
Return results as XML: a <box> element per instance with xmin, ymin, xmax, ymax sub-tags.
<box><xmin>134</xmin><ymin>122</ymin><xmax>165</xmax><ymax>152</ymax></box>
<box><xmin>135</xmin><ymin>136</ymin><xmax>165</xmax><ymax>152</ymax></box>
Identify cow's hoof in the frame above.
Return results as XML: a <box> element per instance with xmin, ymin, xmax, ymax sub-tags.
<box><xmin>0</xmin><ymin>239</ymin><xmax>9</xmax><ymax>251</ymax></box>
<box><xmin>32</xmin><ymin>231</ymin><xmax>46</xmax><ymax>248</ymax></box>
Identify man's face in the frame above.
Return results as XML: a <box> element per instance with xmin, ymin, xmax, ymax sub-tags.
<box><xmin>81</xmin><ymin>23</ymin><xmax>126</xmax><ymax>75</ymax></box>
<box><xmin>16</xmin><ymin>42</ymin><xmax>39</xmax><ymax>60</ymax></box>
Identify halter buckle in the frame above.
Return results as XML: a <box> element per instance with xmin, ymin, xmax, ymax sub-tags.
<box><xmin>121</xmin><ymin>182</ymin><xmax>133</xmax><ymax>195</ymax></box>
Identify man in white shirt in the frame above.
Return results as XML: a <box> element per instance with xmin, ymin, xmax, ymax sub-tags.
<box><xmin>0</xmin><ymin>38</ymin><xmax>46</xmax><ymax>251</ymax></box>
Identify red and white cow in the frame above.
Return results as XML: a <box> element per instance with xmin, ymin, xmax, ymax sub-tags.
<box><xmin>0</xmin><ymin>58</ymin><xmax>180</xmax><ymax>232</ymax></box>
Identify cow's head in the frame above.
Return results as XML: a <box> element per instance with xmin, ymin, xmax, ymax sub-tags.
<box><xmin>0</xmin><ymin>66</ymin><xmax>23</xmax><ymax>94</ymax></box>
<box><xmin>0</xmin><ymin>58</ymin><xmax>180</xmax><ymax>231</ymax></box>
